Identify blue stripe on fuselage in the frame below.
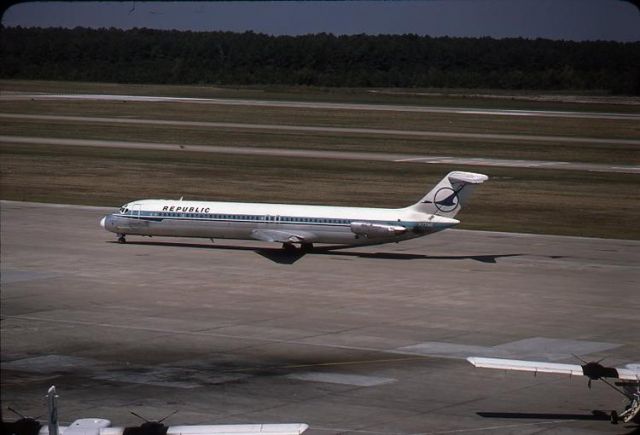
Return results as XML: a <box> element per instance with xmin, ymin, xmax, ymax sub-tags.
<box><xmin>113</xmin><ymin>211</ymin><xmax>420</xmax><ymax>229</ymax></box>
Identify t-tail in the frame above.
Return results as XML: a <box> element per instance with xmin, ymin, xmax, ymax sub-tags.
<box><xmin>47</xmin><ymin>386</ymin><xmax>59</xmax><ymax>435</ymax></box>
<box><xmin>407</xmin><ymin>171</ymin><xmax>488</xmax><ymax>218</ymax></box>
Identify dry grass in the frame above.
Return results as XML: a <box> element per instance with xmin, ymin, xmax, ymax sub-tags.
<box><xmin>3</xmin><ymin>79</ymin><xmax>639</xmax><ymax>113</ymax></box>
<box><xmin>1</xmin><ymin>80</ymin><xmax>638</xmax><ymax>239</ymax></box>
<box><xmin>1</xmin><ymin>106</ymin><xmax>638</xmax><ymax>165</ymax></box>
<box><xmin>2</xmin><ymin>143</ymin><xmax>638</xmax><ymax>239</ymax></box>
<box><xmin>1</xmin><ymin>99</ymin><xmax>638</xmax><ymax>140</ymax></box>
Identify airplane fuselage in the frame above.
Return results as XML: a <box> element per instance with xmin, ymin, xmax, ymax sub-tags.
<box><xmin>100</xmin><ymin>199</ymin><xmax>459</xmax><ymax>247</ymax></box>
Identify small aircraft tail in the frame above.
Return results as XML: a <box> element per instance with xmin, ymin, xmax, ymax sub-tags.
<box><xmin>47</xmin><ymin>386</ymin><xmax>59</xmax><ymax>435</ymax></box>
<box><xmin>407</xmin><ymin>171</ymin><xmax>488</xmax><ymax>218</ymax></box>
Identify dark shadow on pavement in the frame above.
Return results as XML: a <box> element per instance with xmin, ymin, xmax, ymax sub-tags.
<box><xmin>112</xmin><ymin>240</ymin><xmax>524</xmax><ymax>265</ymax></box>
<box><xmin>255</xmin><ymin>248</ymin><xmax>306</xmax><ymax>264</ymax></box>
<box><xmin>324</xmin><ymin>251</ymin><xmax>523</xmax><ymax>263</ymax></box>
<box><xmin>477</xmin><ymin>411</ymin><xmax>610</xmax><ymax>421</ymax></box>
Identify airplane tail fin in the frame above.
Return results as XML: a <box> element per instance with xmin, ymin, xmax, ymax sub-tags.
<box><xmin>47</xmin><ymin>386</ymin><xmax>59</xmax><ymax>435</ymax></box>
<box><xmin>407</xmin><ymin>171</ymin><xmax>488</xmax><ymax>218</ymax></box>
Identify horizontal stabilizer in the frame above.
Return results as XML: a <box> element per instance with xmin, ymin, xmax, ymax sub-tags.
<box><xmin>448</xmin><ymin>171</ymin><xmax>489</xmax><ymax>185</ymax></box>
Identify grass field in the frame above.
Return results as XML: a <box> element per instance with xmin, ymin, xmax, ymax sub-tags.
<box><xmin>2</xmin><ymin>143</ymin><xmax>639</xmax><ymax>239</ymax></box>
<box><xmin>1</xmin><ymin>100</ymin><xmax>638</xmax><ymax>165</ymax></box>
<box><xmin>3</xmin><ymin>79</ymin><xmax>640</xmax><ymax>112</ymax></box>
<box><xmin>1</xmin><ymin>80</ymin><xmax>639</xmax><ymax>240</ymax></box>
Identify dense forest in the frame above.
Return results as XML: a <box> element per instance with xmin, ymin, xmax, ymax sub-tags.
<box><xmin>1</xmin><ymin>26</ymin><xmax>639</xmax><ymax>94</ymax></box>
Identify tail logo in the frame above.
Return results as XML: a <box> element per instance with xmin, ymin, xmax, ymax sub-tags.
<box><xmin>423</xmin><ymin>187</ymin><xmax>460</xmax><ymax>213</ymax></box>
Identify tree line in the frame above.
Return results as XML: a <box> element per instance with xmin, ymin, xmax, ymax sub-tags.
<box><xmin>1</xmin><ymin>26</ymin><xmax>639</xmax><ymax>94</ymax></box>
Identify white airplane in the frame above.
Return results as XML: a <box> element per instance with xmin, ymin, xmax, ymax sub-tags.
<box><xmin>100</xmin><ymin>171</ymin><xmax>488</xmax><ymax>249</ymax></box>
<box><xmin>467</xmin><ymin>356</ymin><xmax>640</xmax><ymax>424</ymax></box>
<box><xmin>2</xmin><ymin>386</ymin><xmax>308</xmax><ymax>435</ymax></box>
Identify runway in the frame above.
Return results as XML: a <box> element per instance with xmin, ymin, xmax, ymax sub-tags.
<box><xmin>3</xmin><ymin>113</ymin><xmax>639</xmax><ymax>147</ymax></box>
<box><xmin>2</xmin><ymin>134</ymin><xmax>638</xmax><ymax>174</ymax></box>
<box><xmin>2</xmin><ymin>92</ymin><xmax>639</xmax><ymax>121</ymax></box>
<box><xmin>2</xmin><ymin>201</ymin><xmax>638</xmax><ymax>434</ymax></box>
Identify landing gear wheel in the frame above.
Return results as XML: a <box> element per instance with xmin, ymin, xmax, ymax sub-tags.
<box><xmin>301</xmin><ymin>243</ymin><xmax>314</xmax><ymax>252</ymax></box>
<box><xmin>610</xmin><ymin>410</ymin><xmax>618</xmax><ymax>425</ymax></box>
<box><xmin>117</xmin><ymin>234</ymin><xmax>126</xmax><ymax>244</ymax></box>
<box><xmin>282</xmin><ymin>243</ymin><xmax>296</xmax><ymax>252</ymax></box>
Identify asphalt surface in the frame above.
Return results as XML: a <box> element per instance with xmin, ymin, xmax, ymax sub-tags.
<box><xmin>1</xmin><ymin>133</ymin><xmax>638</xmax><ymax>174</ymax></box>
<box><xmin>2</xmin><ymin>201</ymin><xmax>638</xmax><ymax>434</ymax></box>
<box><xmin>2</xmin><ymin>92</ymin><xmax>639</xmax><ymax>121</ymax></box>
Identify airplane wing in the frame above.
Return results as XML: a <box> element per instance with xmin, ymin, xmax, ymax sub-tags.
<box><xmin>56</xmin><ymin>419</ymin><xmax>112</xmax><ymax>435</ymax></box>
<box><xmin>101</xmin><ymin>424</ymin><xmax>309</xmax><ymax>435</ymax></box>
<box><xmin>166</xmin><ymin>424</ymin><xmax>309</xmax><ymax>435</ymax></box>
<box><xmin>467</xmin><ymin>357</ymin><xmax>583</xmax><ymax>375</ymax></box>
<box><xmin>467</xmin><ymin>357</ymin><xmax>640</xmax><ymax>381</ymax></box>
<box><xmin>250</xmin><ymin>229</ymin><xmax>316</xmax><ymax>244</ymax></box>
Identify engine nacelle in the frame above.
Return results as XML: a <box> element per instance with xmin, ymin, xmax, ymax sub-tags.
<box><xmin>350</xmin><ymin>222</ymin><xmax>407</xmax><ymax>238</ymax></box>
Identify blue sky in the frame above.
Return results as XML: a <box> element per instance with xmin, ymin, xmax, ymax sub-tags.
<box><xmin>3</xmin><ymin>0</ymin><xmax>639</xmax><ymax>41</ymax></box>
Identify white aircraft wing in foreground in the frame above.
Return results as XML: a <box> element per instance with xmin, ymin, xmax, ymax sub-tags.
<box><xmin>100</xmin><ymin>424</ymin><xmax>308</xmax><ymax>435</ymax></box>
<box><xmin>164</xmin><ymin>424</ymin><xmax>308</xmax><ymax>435</ymax></box>
<box><xmin>467</xmin><ymin>357</ymin><xmax>640</xmax><ymax>380</ymax></box>
<box><xmin>18</xmin><ymin>386</ymin><xmax>309</xmax><ymax>435</ymax></box>
<box><xmin>467</xmin><ymin>357</ymin><xmax>640</xmax><ymax>424</ymax></box>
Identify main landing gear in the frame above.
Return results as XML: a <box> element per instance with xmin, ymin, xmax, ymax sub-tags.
<box><xmin>282</xmin><ymin>242</ymin><xmax>314</xmax><ymax>252</ymax></box>
<box><xmin>117</xmin><ymin>234</ymin><xmax>127</xmax><ymax>244</ymax></box>
<box><xmin>282</xmin><ymin>242</ymin><xmax>296</xmax><ymax>252</ymax></box>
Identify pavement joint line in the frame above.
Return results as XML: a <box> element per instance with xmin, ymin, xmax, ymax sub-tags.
<box><xmin>414</xmin><ymin>419</ymin><xmax>576</xmax><ymax>434</ymax></box>
<box><xmin>312</xmin><ymin>417</ymin><xmax>569</xmax><ymax>434</ymax></box>
<box><xmin>3</xmin><ymin>314</ymin><xmax>413</xmax><ymax>356</ymax></box>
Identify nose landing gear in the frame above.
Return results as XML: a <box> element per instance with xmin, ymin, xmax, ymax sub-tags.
<box><xmin>117</xmin><ymin>234</ymin><xmax>127</xmax><ymax>244</ymax></box>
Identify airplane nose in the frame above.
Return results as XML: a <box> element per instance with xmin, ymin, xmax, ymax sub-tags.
<box><xmin>100</xmin><ymin>216</ymin><xmax>106</xmax><ymax>229</ymax></box>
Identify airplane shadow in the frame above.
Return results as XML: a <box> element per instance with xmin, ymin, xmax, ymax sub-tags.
<box><xmin>478</xmin><ymin>411</ymin><xmax>639</xmax><ymax>431</ymax></box>
<box><xmin>258</xmin><ymin>247</ymin><xmax>524</xmax><ymax>265</ymax></box>
<box><xmin>326</xmin><ymin>251</ymin><xmax>523</xmax><ymax>264</ymax></box>
<box><xmin>477</xmin><ymin>411</ymin><xmax>611</xmax><ymax>421</ymax></box>
<box><xmin>111</xmin><ymin>240</ymin><xmax>523</xmax><ymax>265</ymax></box>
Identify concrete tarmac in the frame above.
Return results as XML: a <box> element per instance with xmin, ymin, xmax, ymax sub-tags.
<box><xmin>1</xmin><ymin>201</ymin><xmax>639</xmax><ymax>434</ymax></box>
